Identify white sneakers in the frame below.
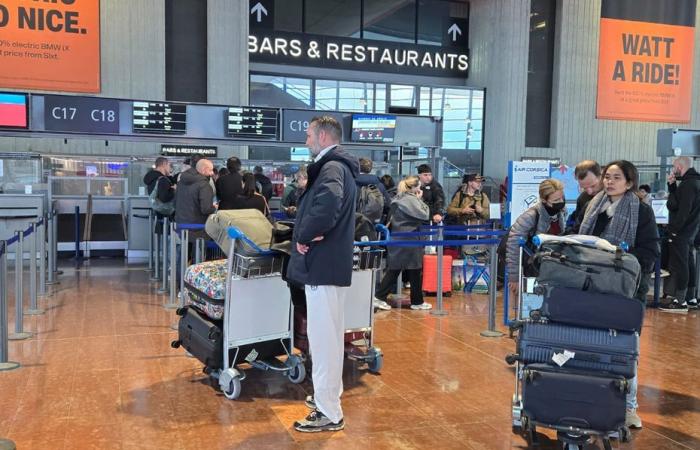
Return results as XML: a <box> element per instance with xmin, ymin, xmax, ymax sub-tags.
<box><xmin>410</xmin><ymin>302</ymin><xmax>433</xmax><ymax>310</ymax></box>
<box><xmin>373</xmin><ymin>298</ymin><xmax>392</xmax><ymax>310</ymax></box>
<box><xmin>625</xmin><ymin>408</ymin><xmax>642</xmax><ymax>429</ymax></box>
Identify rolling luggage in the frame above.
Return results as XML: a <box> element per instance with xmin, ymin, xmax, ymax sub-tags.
<box><xmin>176</xmin><ymin>306</ymin><xmax>224</xmax><ymax>370</ymax></box>
<box><xmin>293</xmin><ymin>309</ymin><xmax>366</xmax><ymax>353</ymax></box>
<box><xmin>512</xmin><ymin>321</ymin><xmax>638</xmax><ymax>378</ymax></box>
<box><xmin>422</xmin><ymin>254</ymin><xmax>452</xmax><ymax>295</ymax></box>
<box><xmin>184</xmin><ymin>259</ymin><xmax>227</xmax><ymax>320</ymax></box>
<box><xmin>533</xmin><ymin>285</ymin><xmax>644</xmax><ymax>332</ymax></box>
<box><xmin>535</xmin><ymin>241</ymin><xmax>641</xmax><ymax>298</ymax></box>
<box><xmin>521</xmin><ymin>364</ymin><xmax>627</xmax><ymax>433</ymax></box>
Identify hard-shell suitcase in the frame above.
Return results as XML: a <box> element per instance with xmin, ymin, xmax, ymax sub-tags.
<box><xmin>513</xmin><ymin>321</ymin><xmax>638</xmax><ymax>378</ymax></box>
<box><xmin>176</xmin><ymin>306</ymin><xmax>224</xmax><ymax>370</ymax></box>
<box><xmin>522</xmin><ymin>363</ymin><xmax>627</xmax><ymax>433</ymax></box>
<box><xmin>422</xmin><ymin>254</ymin><xmax>452</xmax><ymax>295</ymax></box>
<box><xmin>184</xmin><ymin>259</ymin><xmax>227</xmax><ymax>320</ymax></box>
<box><xmin>533</xmin><ymin>285</ymin><xmax>644</xmax><ymax>332</ymax></box>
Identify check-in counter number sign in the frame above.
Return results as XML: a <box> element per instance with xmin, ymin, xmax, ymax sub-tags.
<box><xmin>44</xmin><ymin>96</ymin><xmax>120</xmax><ymax>133</ymax></box>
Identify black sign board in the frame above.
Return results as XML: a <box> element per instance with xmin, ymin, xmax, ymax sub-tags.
<box><xmin>281</xmin><ymin>110</ymin><xmax>346</xmax><ymax>143</ymax></box>
<box><xmin>249</xmin><ymin>30</ymin><xmax>469</xmax><ymax>78</ymax></box>
<box><xmin>161</xmin><ymin>144</ymin><xmax>218</xmax><ymax>157</ymax></box>
<box><xmin>248</xmin><ymin>0</ymin><xmax>274</xmax><ymax>29</ymax></box>
<box><xmin>226</xmin><ymin>107</ymin><xmax>278</xmax><ymax>140</ymax></box>
<box><xmin>443</xmin><ymin>18</ymin><xmax>469</xmax><ymax>48</ymax></box>
<box><xmin>133</xmin><ymin>101</ymin><xmax>187</xmax><ymax>134</ymax></box>
<box><xmin>44</xmin><ymin>95</ymin><xmax>120</xmax><ymax>134</ymax></box>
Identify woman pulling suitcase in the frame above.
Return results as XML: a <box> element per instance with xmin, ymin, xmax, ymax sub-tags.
<box><xmin>578</xmin><ymin>160</ymin><xmax>660</xmax><ymax>429</ymax></box>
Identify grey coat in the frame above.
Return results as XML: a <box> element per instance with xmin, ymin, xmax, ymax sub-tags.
<box><xmin>506</xmin><ymin>202</ymin><xmax>566</xmax><ymax>279</ymax></box>
<box><xmin>286</xmin><ymin>146</ymin><xmax>359</xmax><ymax>287</ymax></box>
<box><xmin>387</xmin><ymin>193</ymin><xmax>430</xmax><ymax>270</ymax></box>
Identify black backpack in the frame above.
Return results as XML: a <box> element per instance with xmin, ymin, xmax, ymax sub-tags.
<box><xmin>356</xmin><ymin>184</ymin><xmax>384</xmax><ymax>224</ymax></box>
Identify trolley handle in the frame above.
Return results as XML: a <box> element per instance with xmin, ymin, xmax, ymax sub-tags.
<box><xmin>227</xmin><ymin>226</ymin><xmax>278</xmax><ymax>256</ymax></box>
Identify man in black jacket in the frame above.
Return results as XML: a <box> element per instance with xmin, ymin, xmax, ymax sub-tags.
<box><xmin>215</xmin><ymin>156</ymin><xmax>243</xmax><ymax>210</ymax></box>
<box><xmin>568</xmin><ymin>160</ymin><xmax>603</xmax><ymax>233</ymax></box>
<box><xmin>417</xmin><ymin>164</ymin><xmax>445</xmax><ymax>223</ymax></box>
<box><xmin>253</xmin><ymin>166</ymin><xmax>273</xmax><ymax>200</ymax></box>
<box><xmin>174</xmin><ymin>159</ymin><xmax>217</xmax><ymax>241</ymax></box>
<box><xmin>287</xmin><ymin>116</ymin><xmax>358</xmax><ymax>433</ymax></box>
<box><xmin>143</xmin><ymin>157</ymin><xmax>175</xmax><ymax>233</ymax></box>
<box><xmin>661</xmin><ymin>156</ymin><xmax>700</xmax><ymax>312</ymax></box>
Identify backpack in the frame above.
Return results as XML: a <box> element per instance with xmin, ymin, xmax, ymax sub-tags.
<box><xmin>357</xmin><ymin>184</ymin><xmax>384</xmax><ymax>223</ymax></box>
<box><xmin>149</xmin><ymin>177</ymin><xmax>175</xmax><ymax>216</ymax></box>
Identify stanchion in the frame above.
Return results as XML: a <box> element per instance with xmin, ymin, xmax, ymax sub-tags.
<box><xmin>73</xmin><ymin>205</ymin><xmax>82</xmax><ymax>264</ymax></box>
<box><xmin>9</xmin><ymin>230</ymin><xmax>32</xmax><ymax>341</ymax></box>
<box><xmin>0</xmin><ymin>240</ymin><xmax>21</xmax><ymax>371</ymax></box>
<box><xmin>169</xmin><ymin>225</ymin><xmax>185</xmax><ymax>330</ymax></box>
<box><xmin>163</xmin><ymin>220</ymin><xmax>178</xmax><ymax>309</ymax></box>
<box><xmin>38</xmin><ymin>217</ymin><xmax>47</xmax><ymax>297</ymax></box>
<box><xmin>147</xmin><ymin>211</ymin><xmax>154</xmax><ymax>272</ymax></box>
<box><xmin>431</xmin><ymin>224</ymin><xmax>448</xmax><ymax>316</ymax></box>
<box><xmin>481</xmin><ymin>244</ymin><xmax>504</xmax><ymax>338</ymax></box>
<box><xmin>26</xmin><ymin>222</ymin><xmax>44</xmax><ymax>315</ymax></box>
<box><xmin>47</xmin><ymin>210</ymin><xmax>61</xmax><ymax>285</ymax></box>
<box><xmin>157</xmin><ymin>217</ymin><xmax>170</xmax><ymax>296</ymax></box>
<box><xmin>195</xmin><ymin>237</ymin><xmax>204</xmax><ymax>264</ymax></box>
<box><xmin>178</xmin><ymin>228</ymin><xmax>189</xmax><ymax>307</ymax></box>
<box><xmin>151</xmin><ymin>218</ymin><xmax>161</xmax><ymax>282</ymax></box>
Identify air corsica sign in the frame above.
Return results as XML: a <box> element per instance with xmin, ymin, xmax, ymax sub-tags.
<box><xmin>249</xmin><ymin>31</ymin><xmax>469</xmax><ymax>78</ymax></box>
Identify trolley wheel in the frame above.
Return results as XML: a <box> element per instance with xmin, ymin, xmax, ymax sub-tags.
<box><xmin>603</xmin><ymin>438</ymin><xmax>614</xmax><ymax>450</ymax></box>
<box><xmin>367</xmin><ymin>348</ymin><xmax>383</xmax><ymax>373</ymax></box>
<box><xmin>529</xmin><ymin>310</ymin><xmax>542</xmax><ymax>321</ymax></box>
<box><xmin>222</xmin><ymin>376</ymin><xmax>242</xmax><ymax>400</ymax></box>
<box><xmin>620</xmin><ymin>426</ymin><xmax>632</xmax><ymax>443</ymax></box>
<box><xmin>170</xmin><ymin>340</ymin><xmax>181</xmax><ymax>349</ymax></box>
<box><xmin>287</xmin><ymin>356</ymin><xmax>306</xmax><ymax>384</ymax></box>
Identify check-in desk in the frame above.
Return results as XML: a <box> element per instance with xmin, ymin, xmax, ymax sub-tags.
<box><xmin>0</xmin><ymin>194</ymin><xmax>46</xmax><ymax>243</ymax></box>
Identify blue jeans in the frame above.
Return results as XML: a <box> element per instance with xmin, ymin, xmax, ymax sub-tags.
<box><xmin>626</xmin><ymin>373</ymin><xmax>638</xmax><ymax>410</ymax></box>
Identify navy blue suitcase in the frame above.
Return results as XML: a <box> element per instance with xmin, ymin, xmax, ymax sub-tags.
<box><xmin>514</xmin><ymin>322</ymin><xmax>638</xmax><ymax>378</ymax></box>
<box><xmin>533</xmin><ymin>285</ymin><xmax>644</xmax><ymax>332</ymax></box>
<box><xmin>522</xmin><ymin>363</ymin><xmax>627</xmax><ymax>433</ymax></box>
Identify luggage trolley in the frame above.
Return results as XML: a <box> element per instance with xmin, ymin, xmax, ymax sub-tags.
<box><xmin>507</xmin><ymin>237</ymin><xmax>632</xmax><ymax>450</ymax></box>
<box><xmin>172</xmin><ymin>226</ymin><xmax>306</xmax><ymax>400</ymax></box>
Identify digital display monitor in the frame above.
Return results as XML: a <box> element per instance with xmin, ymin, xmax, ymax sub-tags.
<box><xmin>651</xmin><ymin>199</ymin><xmax>669</xmax><ymax>225</ymax></box>
<box><xmin>132</xmin><ymin>101</ymin><xmax>187</xmax><ymax>134</ymax></box>
<box><xmin>351</xmin><ymin>114</ymin><xmax>396</xmax><ymax>143</ymax></box>
<box><xmin>0</xmin><ymin>92</ymin><xmax>29</xmax><ymax>129</ymax></box>
<box><xmin>226</xmin><ymin>107</ymin><xmax>278</xmax><ymax>140</ymax></box>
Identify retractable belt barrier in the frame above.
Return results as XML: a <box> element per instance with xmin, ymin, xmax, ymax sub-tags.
<box><xmin>0</xmin><ymin>216</ymin><xmax>52</xmax><ymax>372</ymax></box>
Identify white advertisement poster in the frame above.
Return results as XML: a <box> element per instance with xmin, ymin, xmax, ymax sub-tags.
<box><xmin>511</xmin><ymin>161</ymin><xmax>550</xmax><ymax>184</ymax></box>
<box><xmin>510</xmin><ymin>184</ymin><xmax>541</xmax><ymax>224</ymax></box>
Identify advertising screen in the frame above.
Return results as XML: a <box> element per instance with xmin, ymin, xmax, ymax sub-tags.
<box><xmin>0</xmin><ymin>92</ymin><xmax>29</xmax><ymax>129</ymax></box>
<box><xmin>350</xmin><ymin>114</ymin><xmax>396</xmax><ymax>143</ymax></box>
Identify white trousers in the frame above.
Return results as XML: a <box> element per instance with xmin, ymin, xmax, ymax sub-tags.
<box><xmin>305</xmin><ymin>284</ymin><xmax>347</xmax><ymax>423</ymax></box>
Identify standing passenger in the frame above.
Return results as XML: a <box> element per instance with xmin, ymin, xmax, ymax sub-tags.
<box><xmin>286</xmin><ymin>116</ymin><xmax>358</xmax><ymax>433</ymax></box>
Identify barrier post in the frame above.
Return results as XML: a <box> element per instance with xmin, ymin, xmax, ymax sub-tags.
<box><xmin>148</xmin><ymin>211</ymin><xmax>154</xmax><ymax>272</ymax></box>
<box><xmin>47</xmin><ymin>211</ymin><xmax>57</xmax><ymax>285</ymax></box>
<box><xmin>0</xmin><ymin>240</ymin><xmax>20</xmax><ymax>370</ymax></box>
<box><xmin>431</xmin><ymin>224</ymin><xmax>448</xmax><ymax>316</ymax></box>
<box><xmin>178</xmin><ymin>228</ymin><xmax>189</xmax><ymax>307</ymax></box>
<box><xmin>157</xmin><ymin>217</ymin><xmax>169</xmax><ymax>295</ymax></box>
<box><xmin>481</xmin><ymin>243</ymin><xmax>504</xmax><ymax>337</ymax></box>
<box><xmin>26</xmin><ymin>222</ymin><xmax>44</xmax><ymax>315</ymax></box>
<box><xmin>163</xmin><ymin>220</ymin><xmax>178</xmax><ymax>309</ymax></box>
<box><xmin>38</xmin><ymin>218</ymin><xmax>47</xmax><ymax>297</ymax></box>
<box><xmin>9</xmin><ymin>231</ymin><xmax>32</xmax><ymax>340</ymax></box>
<box><xmin>151</xmin><ymin>218</ymin><xmax>161</xmax><ymax>282</ymax></box>
<box><xmin>73</xmin><ymin>205</ymin><xmax>82</xmax><ymax>264</ymax></box>
<box><xmin>195</xmin><ymin>237</ymin><xmax>205</xmax><ymax>264</ymax></box>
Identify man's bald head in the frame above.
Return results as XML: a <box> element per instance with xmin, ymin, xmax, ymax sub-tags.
<box><xmin>673</xmin><ymin>156</ymin><xmax>693</xmax><ymax>177</ymax></box>
<box><xmin>196</xmin><ymin>159</ymin><xmax>214</xmax><ymax>177</ymax></box>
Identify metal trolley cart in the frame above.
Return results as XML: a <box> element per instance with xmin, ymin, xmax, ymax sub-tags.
<box><xmin>507</xmin><ymin>240</ymin><xmax>632</xmax><ymax>450</ymax></box>
<box><xmin>172</xmin><ymin>226</ymin><xmax>306</xmax><ymax>400</ymax></box>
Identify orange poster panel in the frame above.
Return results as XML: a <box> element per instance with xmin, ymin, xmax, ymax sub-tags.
<box><xmin>0</xmin><ymin>0</ymin><xmax>100</xmax><ymax>93</ymax></box>
<box><xmin>596</xmin><ymin>18</ymin><xmax>694</xmax><ymax>123</ymax></box>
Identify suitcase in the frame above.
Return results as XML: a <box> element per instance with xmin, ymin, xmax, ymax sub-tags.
<box><xmin>533</xmin><ymin>285</ymin><xmax>644</xmax><ymax>332</ymax></box>
<box><xmin>294</xmin><ymin>309</ymin><xmax>367</xmax><ymax>353</ymax></box>
<box><xmin>176</xmin><ymin>306</ymin><xmax>224</xmax><ymax>370</ymax></box>
<box><xmin>514</xmin><ymin>322</ymin><xmax>638</xmax><ymax>378</ymax></box>
<box><xmin>422</xmin><ymin>254</ymin><xmax>452</xmax><ymax>295</ymax></box>
<box><xmin>522</xmin><ymin>364</ymin><xmax>627</xmax><ymax>432</ymax></box>
<box><xmin>184</xmin><ymin>259</ymin><xmax>227</xmax><ymax>320</ymax></box>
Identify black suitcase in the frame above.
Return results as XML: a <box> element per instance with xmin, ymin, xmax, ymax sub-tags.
<box><xmin>514</xmin><ymin>322</ymin><xmax>638</xmax><ymax>378</ymax></box>
<box><xmin>522</xmin><ymin>364</ymin><xmax>627</xmax><ymax>432</ymax></box>
<box><xmin>533</xmin><ymin>285</ymin><xmax>644</xmax><ymax>332</ymax></box>
<box><xmin>175</xmin><ymin>306</ymin><xmax>224</xmax><ymax>370</ymax></box>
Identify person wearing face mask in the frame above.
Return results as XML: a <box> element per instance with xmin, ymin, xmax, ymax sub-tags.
<box><xmin>506</xmin><ymin>179</ymin><xmax>567</xmax><ymax>299</ymax></box>
<box><xmin>578</xmin><ymin>160</ymin><xmax>660</xmax><ymax>431</ymax></box>
<box><xmin>660</xmin><ymin>156</ymin><xmax>700</xmax><ymax>312</ymax></box>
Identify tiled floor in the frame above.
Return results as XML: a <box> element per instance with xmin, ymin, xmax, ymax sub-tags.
<box><xmin>0</xmin><ymin>260</ymin><xmax>699</xmax><ymax>449</ymax></box>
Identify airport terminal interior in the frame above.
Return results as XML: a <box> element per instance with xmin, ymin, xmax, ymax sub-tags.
<box><xmin>1</xmin><ymin>0</ymin><xmax>700</xmax><ymax>449</ymax></box>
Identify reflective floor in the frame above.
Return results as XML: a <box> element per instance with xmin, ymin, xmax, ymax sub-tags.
<box><xmin>0</xmin><ymin>260</ymin><xmax>699</xmax><ymax>449</ymax></box>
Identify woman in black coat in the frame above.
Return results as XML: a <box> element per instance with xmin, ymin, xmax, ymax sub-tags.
<box><xmin>230</xmin><ymin>173</ymin><xmax>269</xmax><ymax>216</ymax></box>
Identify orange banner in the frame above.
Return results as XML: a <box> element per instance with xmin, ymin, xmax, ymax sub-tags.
<box><xmin>597</xmin><ymin>18</ymin><xmax>694</xmax><ymax>123</ymax></box>
<box><xmin>0</xmin><ymin>0</ymin><xmax>100</xmax><ymax>93</ymax></box>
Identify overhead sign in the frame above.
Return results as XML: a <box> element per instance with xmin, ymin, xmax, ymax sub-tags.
<box><xmin>161</xmin><ymin>144</ymin><xmax>217</xmax><ymax>157</ymax></box>
<box><xmin>133</xmin><ymin>101</ymin><xmax>187</xmax><ymax>135</ymax></box>
<box><xmin>596</xmin><ymin>0</ymin><xmax>696</xmax><ymax>123</ymax></box>
<box><xmin>249</xmin><ymin>30</ymin><xmax>469</xmax><ymax>77</ymax></box>
<box><xmin>281</xmin><ymin>109</ymin><xmax>345</xmax><ymax>143</ymax></box>
<box><xmin>44</xmin><ymin>95</ymin><xmax>119</xmax><ymax>134</ymax></box>
<box><xmin>249</xmin><ymin>0</ymin><xmax>272</xmax><ymax>28</ymax></box>
<box><xmin>226</xmin><ymin>106</ymin><xmax>278</xmax><ymax>140</ymax></box>
<box><xmin>0</xmin><ymin>0</ymin><xmax>101</xmax><ymax>93</ymax></box>
<box><xmin>445</xmin><ymin>18</ymin><xmax>468</xmax><ymax>48</ymax></box>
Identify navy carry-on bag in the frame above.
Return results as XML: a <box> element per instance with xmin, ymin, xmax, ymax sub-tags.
<box><xmin>513</xmin><ymin>322</ymin><xmax>639</xmax><ymax>378</ymax></box>
<box><xmin>522</xmin><ymin>363</ymin><xmax>627</xmax><ymax>433</ymax></box>
<box><xmin>532</xmin><ymin>285</ymin><xmax>644</xmax><ymax>332</ymax></box>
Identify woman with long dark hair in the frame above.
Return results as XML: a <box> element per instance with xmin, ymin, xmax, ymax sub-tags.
<box><xmin>229</xmin><ymin>172</ymin><xmax>269</xmax><ymax>216</ymax></box>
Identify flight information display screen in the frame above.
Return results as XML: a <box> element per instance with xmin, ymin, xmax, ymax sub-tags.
<box><xmin>350</xmin><ymin>114</ymin><xmax>396</xmax><ymax>143</ymax></box>
<box><xmin>226</xmin><ymin>107</ymin><xmax>278</xmax><ymax>140</ymax></box>
<box><xmin>132</xmin><ymin>101</ymin><xmax>187</xmax><ymax>134</ymax></box>
<box><xmin>0</xmin><ymin>92</ymin><xmax>29</xmax><ymax>129</ymax></box>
